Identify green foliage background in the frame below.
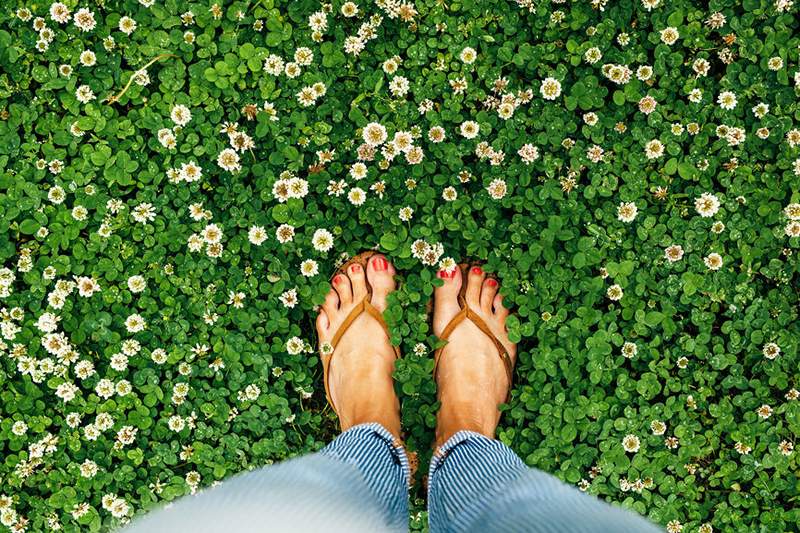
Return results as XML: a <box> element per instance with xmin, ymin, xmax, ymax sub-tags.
<box><xmin>1</xmin><ymin>0</ymin><xmax>799</xmax><ymax>531</ymax></box>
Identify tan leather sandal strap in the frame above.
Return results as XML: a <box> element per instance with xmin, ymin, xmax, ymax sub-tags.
<box><xmin>324</xmin><ymin>296</ymin><xmax>400</xmax><ymax>414</ymax></box>
<box><xmin>364</xmin><ymin>300</ymin><xmax>402</xmax><ymax>359</ymax></box>
<box><xmin>331</xmin><ymin>299</ymin><xmax>367</xmax><ymax>350</ymax></box>
<box><xmin>433</xmin><ymin>304</ymin><xmax>513</xmax><ymax>390</ymax></box>
<box><xmin>463</xmin><ymin>306</ymin><xmax>514</xmax><ymax>387</ymax></box>
<box><xmin>432</xmin><ymin>307</ymin><xmax>468</xmax><ymax>378</ymax></box>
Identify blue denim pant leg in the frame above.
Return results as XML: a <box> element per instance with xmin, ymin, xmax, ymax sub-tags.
<box><xmin>428</xmin><ymin>431</ymin><xmax>662</xmax><ymax>533</ymax></box>
<box><xmin>123</xmin><ymin>423</ymin><xmax>409</xmax><ymax>533</ymax></box>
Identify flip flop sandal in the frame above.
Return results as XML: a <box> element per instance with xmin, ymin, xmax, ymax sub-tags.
<box><xmin>320</xmin><ymin>250</ymin><xmax>402</xmax><ymax>415</ymax></box>
<box><xmin>318</xmin><ymin>251</ymin><xmax>418</xmax><ymax>482</ymax></box>
<box><xmin>432</xmin><ymin>262</ymin><xmax>515</xmax><ymax>401</ymax></box>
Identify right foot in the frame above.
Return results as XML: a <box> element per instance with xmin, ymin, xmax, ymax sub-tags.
<box><xmin>316</xmin><ymin>254</ymin><xmax>401</xmax><ymax>438</ymax></box>
<box><xmin>432</xmin><ymin>265</ymin><xmax>516</xmax><ymax>448</ymax></box>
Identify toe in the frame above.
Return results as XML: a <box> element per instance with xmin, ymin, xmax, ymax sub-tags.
<box><xmin>367</xmin><ymin>254</ymin><xmax>396</xmax><ymax>312</ymax></box>
<box><xmin>316</xmin><ymin>309</ymin><xmax>330</xmax><ymax>339</ymax></box>
<box><xmin>332</xmin><ymin>273</ymin><xmax>352</xmax><ymax>305</ymax></box>
<box><xmin>480</xmin><ymin>278</ymin><xmax>499</xmax><ymax>312</ymax></box>
<box><xmin>323</xmin><ymin>289</ymin><xmax>339</xmax><ymax>316</ymax></box>
<box><xmin>493</xmin><ymin>293</ymin><xmax>509</xmax><ymax>321</ymax></box>
<box><xmin>347</xmin><ymin>262</ymin><xmax>368</xmax><ymax>302</ymax></box>
<box><xmin>433</xmin><ymin>265</ymin><xmax>462</xmax><ymax>336</ymax></box>
<box><xmin>465</xmin><ymin>265</ymin><xmax>485</xmax><ymax>308</ymax></box>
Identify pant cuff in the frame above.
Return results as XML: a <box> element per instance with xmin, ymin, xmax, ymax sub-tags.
<box><xmin>325</xmin><ymin>422</ymin><xmax>412</xmax><ymax>487</ymax></box>
<box><xmin>428</xmin><ymin>430</ymin><xmax>488</xmax><ymax>476</ymax></box>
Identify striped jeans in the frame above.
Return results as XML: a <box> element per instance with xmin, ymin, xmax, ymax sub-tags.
<box><xmin>124</xmin><ymin>423</ymin><xmax>662</xmax><ymax>532</ymax></box>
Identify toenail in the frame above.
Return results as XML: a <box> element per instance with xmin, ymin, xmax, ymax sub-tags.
<box><xmin>471</xmin><ymin>266</ymin><xmax>483</xmax><ymax>275</ymax></box>
<box><xmin>351</xmin><ymin>264</ymin><xmax>361</xmax><ymax>273</ymax></box>
<box><xmin>487</xmin><ymin>278</ymin><xmax>498</xmax><ymax>287</ymax></box>
<box><xmin>333</xmin><ymin>275</ymin><xmax>342</xmax><ymax>284</ymax></box>
<box><xmin>373</xmin><ymin>256</ymin><xmax>388</xmax><ymax>271</ymax></box>
<box><xmin>437</xmin><ymin>270</ymin><xmax>446</xmax><ymax>279</ymax></box>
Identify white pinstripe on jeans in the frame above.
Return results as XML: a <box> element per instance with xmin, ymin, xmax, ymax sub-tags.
<box><xmin>428</xmin><ymin>430</ymin><xmax>663</xmax><ymax>533</ymax></box>
<box><xmin>123</xmin><ymin>424</ymin><xmax>661</xmax><ymax>532</ymax></box>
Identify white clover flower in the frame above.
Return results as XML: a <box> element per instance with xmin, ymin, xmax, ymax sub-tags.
<box><xmin>784</xmin><ymin>203</ymin><xmax>800</xmax><ymax>220</ymax></box>
<box><xmin>170</xmin><ymin>104</ymin><xmax>192</xmax><ymax>126</ymax></box>
<box><xmin>12</xmin><ymin>420</ymin><xmax>28</xmax><ymax>436</ymax></box>
<box><xmin>398</xmin><ymin>206</ymin><xmax>414</xmax><ymax>222</ymax></box>
<box><xmin>717</xmin><ymin>91</ymin><xmax>737</xmax><ymax>110</ymax></box>
<box><xmin>704</xmin><ymin>252</ymin><xmax>723</xmax><ymax>271</ymax></box>
<box><xmin>79</xmin><ymin>50</ymin><xmax>96</xmax><ymax>67</ymax></box>
<box><xmin>695</xmin><ymin>192</ymin><xmax>721</xmax><ymax>217</ymax></box>
<box><xmin>617</xmin><ymin>202</ymin><xmax>638</xmax><ymax>223</ymax></box>
<box><xmin>35</xmin><ymin>312</ymin><xmax>60</xmax><ymax>333</ymax></box>
<box><xmin>276</xmin><ymin>224</ymin><xmax>295</xmax><ymax>244</ymax></box>
<box><xmin>279</xmin><ymin>288</ymin><xmax>298</xmax><ymax>308</ymax></box>
<box><xmin>179</xmin><ymin>161</ymin><xmax>202</xmax><ymax>182</ymax></box>
<box><xmin>540</xmin><ymin>77</ymin><xmax>562</xmax><ymax>100</ymax></box>
<box><xmin>75</xmin><ymin>276</ymin><xmax>101</xmax><ymax>297</ymax></box>
<box><xmin>644</xmin><ymin>139</ymin><xmax>664</xmax><ymax>159</ymax></box>
<box><xmin>660</xmin><ymin>27</ymin><xmax>679</xmax><ymax>45</ymax></box>
<box><xmin>664</xmin><ymin>244</ymin><xmax>684</xmax><ymax>262</ymax></box>
<box><xmin>350</xmin><ymin>162</ymin><xmax>368</xmax><ymax>180</ymax></box>
<box><xmin>244</xmin><ymin>383</ymin><xmax>261</xmax><ymax>401</ymax></box>
<box><xmin>127</xmin><ymin>275</ymin><xmax>146</xmax><ymax>293</ymax></box>
<box><xmin>286</xmin><ymin>336</ymin><xmax>304</xmax><ymax>355</ymax></box>
<box><xmin>80</xmin><ymin>459</ymin><xmax>98</xmax><ymax>478</ymax></box>
<box><xmin>460</xmin><ymin>46</ymin><xmax>477</xmax><ymax>64</ymax></box>
<box><xmin>607</xmin><ymin>284</ymin><xmax>623</xmax><ymax>301</ymax></box>
<box><xmin>622</xmin><ymin>434</ymin><xmax>640</xmax><ymax>453</ymax></box>
<box><xmin>73</xmin><ymin>8</ymin><xmax>97</xmax><ymax>32</ymax></box>
<box><xmin>762</xmin><ymin>342</ymin><xmax>780</xmax><ymax>360</ymax></box>
<box><xmin>217</xmin><ymin>148</ymin><xmax>241</xmax><ymax>172</ymax></box>
<box><xmin>125</xmin><ymin>313</ymin><xmax>146</xmax><ymax>333</ymax></box>
<box><xmin>168</xmin><ymin>415</ymin><xmax>185</xmax><ymax>432</ymax></box>
<box><xmin>348</xmin><ymin>187</ymin><xmax>366</xmax><ymax>206</ymax></box>
<box><xmin>248</xmin><ymin>225</ymin><xmax>268</xmax><ymax>245</ymax></box>
<box><xmin>621</xmin><ymin>342</ymin><xmax>637</xmax><ymax>358</ymax></box>
<box><xmin>389</xmin><ymin>75</ymin><xmax>410</xmax><ymax>97</ymax></box>
<box><xmin>50</xmin><ymin>2</ymin><xmax>71</xmax><ymax>23</ymax></box>
<box><xmin>76</xmin><ymin>84</ymin><xmax>96</xmax><ymax>104</ymax></box>
<box><xmin>487</xmin><ymin>179</ymin><xmax>507</xmax><ymax>200</ymax></box>
<box><xmin>300</xmin><ymin>259</ymin><xmax>319</xmax><ymax>277</ymax></box>
<box><xmin>363</xmin><ymin>122</ymin><xmax>388</xmax><ymax>147</ymax></box>
<box><xmin>55</xmin><ymin>382</ymin><xmax>79</xmax><ymax>402</ymax></box>
<box><xmin>119</xmin><ymin>16</ymin><xmax>137</xmax><ymax>35</ymax></box>
<box><xmin>312</xmin><ymin>229</ymin><xmax>334</xmax><ymax>252</ymax></box>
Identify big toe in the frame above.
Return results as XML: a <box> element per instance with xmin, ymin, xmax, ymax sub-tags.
<box><xmin>433</xmin><ymin>266</ymin><xmax>462</xmax><ymax>336</ymax></box>
<box><xmin>366</xmin><ymin>254</ymin><xmax>396</xmax><ymax>312</ymax></box>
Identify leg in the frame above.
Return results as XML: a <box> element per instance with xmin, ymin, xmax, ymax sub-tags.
<box><xmin>428</xmin><ymin>431</ymin><xmax>661</xmax><ymax>532</ymax></box>
<box><xmin>429</xmin><ymin>266</ymin><xmax>660</xmax><ymax>532</ymax></box>
<box><xmin>124</xmin><ymin>423</ymin><xmax>409</xmax><ymax>533</ymax></box>
<box><xmin>124</xmin><ymin>254</ymin><xmax>408</xmax><ymax>532</ymax></box>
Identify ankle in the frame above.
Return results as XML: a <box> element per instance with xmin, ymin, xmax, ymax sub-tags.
<box><xmin>340</xmin><ymin>396</ymin><xmax>401</xmax><ymax>438</ymax></box>
<box><xmin>434</xmin><ymin>401</ymin><xmax>497</xmax><ymax>448</ymax></box>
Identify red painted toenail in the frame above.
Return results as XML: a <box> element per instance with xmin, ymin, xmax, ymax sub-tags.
<box><xmin>351</xmin><ymin>264</ymin><xmax>361</xmax><ymax>273</ymax></box>
<box><xmin>437</xmin><ymin>270</ymin><xmax>446</xmax><ymax>279</ymax></box>
<box><xmin>487</xmin><ymin>279</ymin><xmax>498</xmax><ymax>287</ymax></box>
<box><xmin>333</xmin><ymin>275</ymin><xmax>342</xmax><ymax>283</ymax></box>
<box><xmin>471</xmin><ymin>266</ymin><xmax>483</xmax><ymax>275</ymax></box>
<box><xmin>374</xmin><ymin>257</ymin><xmax>388</xmax><ymax>271</ymax></box>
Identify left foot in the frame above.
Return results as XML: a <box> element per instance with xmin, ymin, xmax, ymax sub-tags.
<box><xmin>432</xmin><ymin>265</ymin><xmax>516</xmax><ymax>448</ymax></box>
<box><xmin>315</xmin><ymin>254</ymin><xmax>401</xmax><ymax>438</ymax></box>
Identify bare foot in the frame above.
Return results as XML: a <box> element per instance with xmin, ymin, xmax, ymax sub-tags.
<box><xmin>433</xmin><ymin>265</ymin><xmax>516</xmax><ymax>448</ymax></box>
<box><xmin>316</xmin><ymin>254</ymin><xmax>401</xmax><ymax>438</ymax></box>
